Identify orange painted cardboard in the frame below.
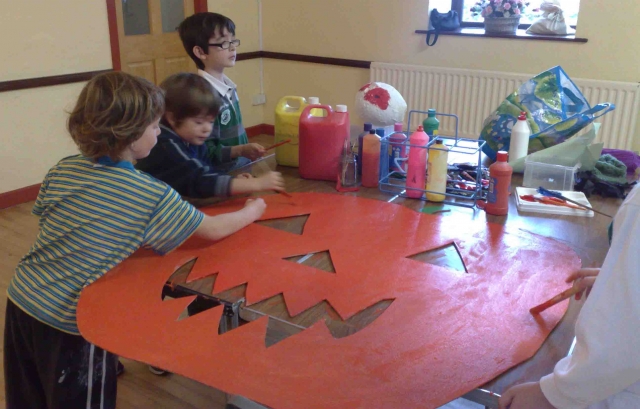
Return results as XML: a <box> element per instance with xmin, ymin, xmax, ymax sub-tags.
<box><xmin>77</xmin><ymin>193</ymin><xmax>579</xmax><ymax>409</ymax></box>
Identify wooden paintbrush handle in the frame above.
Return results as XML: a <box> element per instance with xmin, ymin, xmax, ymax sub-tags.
<box><xmin>530</xmin><ymin>286</ymin><xmax>582</xmax><ymax>314</ymax></box>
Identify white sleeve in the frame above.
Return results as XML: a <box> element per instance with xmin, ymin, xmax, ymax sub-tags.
<box><xmin>539</xmin><ymin>187</ymin><xmax>640</xmax><ymax>409</ymax></box>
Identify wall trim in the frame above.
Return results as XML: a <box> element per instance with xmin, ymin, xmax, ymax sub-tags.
<box><xmin>0</xmin><ymin>51</ymin><xmax>368</xmax><ymax>94</ymax></box>
<box><xmin>0</xmin><ymin>70</ymin><xmax>113</xmax><ymax>93</ymax></box>
<box><xmin>236</xmin><ymin>51</ymin><xmax>371</xmax><ymax>69</ymax></box>
<box><xmin>0</xmin><ymin>184</ymin><xmax>40</xmax><ymax>210</ymax></box>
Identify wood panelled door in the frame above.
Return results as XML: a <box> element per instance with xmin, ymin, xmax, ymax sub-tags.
<box><xmin>114</xmin><ymin>0</ymin><xmax>198</xmax><ymax>84</ymax></box>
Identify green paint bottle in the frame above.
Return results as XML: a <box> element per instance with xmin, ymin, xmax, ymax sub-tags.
<box><xmin>422</xmin><ymin>109</ymin><xmax>440</xmax><ymax>137</ymax></box>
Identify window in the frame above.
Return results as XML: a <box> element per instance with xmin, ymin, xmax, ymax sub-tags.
<box><xmin>453</xmin><ymin>0</ymin><xmax>581</xmax><ymax>28</ymax></box>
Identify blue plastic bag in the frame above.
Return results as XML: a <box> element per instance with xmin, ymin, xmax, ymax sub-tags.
<box><xmin>479</xmin><ymin>66</ymin><xmax>615</xmax><ymax>160</ymax></box>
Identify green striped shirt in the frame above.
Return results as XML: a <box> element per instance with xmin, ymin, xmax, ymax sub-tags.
<box><xmin>7</xmin><ymin>155</ymin><xmax>204</xmax><ymax>334</ymax></box>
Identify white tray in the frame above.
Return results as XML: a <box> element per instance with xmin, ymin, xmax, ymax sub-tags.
<box><xmin>515</xmin><ymin>187</ymin><xmax>594</xmax><ymax>217</ymax></box>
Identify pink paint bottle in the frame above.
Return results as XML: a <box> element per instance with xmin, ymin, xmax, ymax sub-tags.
<box><xmin>484</xmin><ymin>151</ymin><xmax>513</xmax><ymax>216</ymax></box>
<box><xmin>405</xmin><ymin>126</ymin><xmax>429</xmax><ymax>198</ymax></box>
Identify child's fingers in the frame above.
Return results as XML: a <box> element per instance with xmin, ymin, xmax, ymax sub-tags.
<box><xmin>498</xmin><ymin>389</ymin><xmax>514</xmax><ymax>409</ymax></box>
<box><xmin>565</xmin><ymin>268</ymin><xmax>599</xmax><ymax>283</ymax></box>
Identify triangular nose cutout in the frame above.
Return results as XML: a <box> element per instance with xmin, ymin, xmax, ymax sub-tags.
<box><xmin>407</xmin><ymin>243</ymin><xmax>468</xmax><ymax>274</ymax></box>
<box><xmin>283</xmin><ymin>250</ymin><xmax>336</xmax><ymax>273</ymax></box>
<box><xmin>255</xmin><ymin>214</ymin><xmax>310</xmax><ymax>235</ymax></box>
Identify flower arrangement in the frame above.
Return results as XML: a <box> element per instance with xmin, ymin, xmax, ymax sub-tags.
<box><xmin>470</xmin><ymin>0</ymin><xmax>528</xmax><ymax>18</ymax></box>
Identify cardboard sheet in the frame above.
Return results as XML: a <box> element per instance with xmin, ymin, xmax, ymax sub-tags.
<box><xmin>77</xmin><ymin>193</ymin><xmax>579</xmax><ymax>408</ymax></box>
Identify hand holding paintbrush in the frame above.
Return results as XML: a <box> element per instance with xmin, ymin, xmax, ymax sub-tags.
<box><xmin>530</xmin><ymin>267</ymin><xmax>600</xmax><ymax>314</ymax></box>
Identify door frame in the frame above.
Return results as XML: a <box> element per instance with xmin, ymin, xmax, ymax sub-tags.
<box><xmin>105</xmin><ymin>0</ymin><xmax>208</xmax><ymax>71</ymax></box>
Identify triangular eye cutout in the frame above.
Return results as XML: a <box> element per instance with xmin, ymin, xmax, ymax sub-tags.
<box><xmin>255</xmin><ymin>214</ymin><xmax>310</xmax><ymax>235</ymax></box>
<box><xmin>283</xmin><ymin>250</ymin><xmax>335</xmax><ymax>273</ymax></box>
<box><xmin>407</xmin><ymin>243</ymin><xmax>468</xmax><ymax>274</ymax></box>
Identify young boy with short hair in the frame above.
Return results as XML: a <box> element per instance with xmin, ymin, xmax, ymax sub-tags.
<box><xmin>499</xmin><ymin>184</ymin><xmax>640</xmax><ymax>409</ymax></box>
<box><xmin>136</xmin><ymin>72</ymin><xmax>284</xmax><ymax>199</ymax></box>
<box><xmin>178</xmin><ymin>12</ymin><xmax>262</xmax><ymax>169</ymax></box>
<box><xmin>4</xmin><ymin>71</ymin><xmax>266</xmax><ymax>409</ymax></box>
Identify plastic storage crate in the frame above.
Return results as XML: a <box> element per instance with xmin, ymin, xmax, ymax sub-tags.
<box><xmin>523</xmin><ymin>157</ymin><xmax>579</xmax><ymax>191</ymax></box>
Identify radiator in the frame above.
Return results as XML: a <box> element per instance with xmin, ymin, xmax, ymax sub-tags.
<box><xmin>370</xmin><ymin>62</ymin><xmax>640</xmax><ymax>150</ymax></box>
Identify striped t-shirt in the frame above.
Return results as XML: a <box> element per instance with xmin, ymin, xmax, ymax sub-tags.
<box><xmin>7</xmin><ymin>155</ymin><xmax>204</xmax><ymax>335</ymax></box>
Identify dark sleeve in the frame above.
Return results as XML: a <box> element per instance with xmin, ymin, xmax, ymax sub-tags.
<box><xmin>137</xmin><ymin>138</ymin><xmax>233</xmax><ymax>198</ymax></box>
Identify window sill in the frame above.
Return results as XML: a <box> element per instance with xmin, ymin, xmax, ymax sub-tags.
<box><xmin>415</xmin><ymin>28</ymin><xmax>588</xmax><ymax>43</ymax></box>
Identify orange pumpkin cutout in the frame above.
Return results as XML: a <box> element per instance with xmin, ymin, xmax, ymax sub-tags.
<box><xmin>77</xmin><ymin>193</ymin><xmax>579</xmax><ymax>408</ymax></box>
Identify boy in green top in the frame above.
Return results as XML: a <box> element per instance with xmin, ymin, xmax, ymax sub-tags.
<box><xmin>179</xmin><ymin>12</ymin><xmax>263</xmax><ymax>171</ymax></box>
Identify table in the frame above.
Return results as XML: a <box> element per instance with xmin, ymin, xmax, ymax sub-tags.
<box><xmin>169</xmin><ymin>154</ymin><xmax>622</xmax><ymax>408</ymax></box>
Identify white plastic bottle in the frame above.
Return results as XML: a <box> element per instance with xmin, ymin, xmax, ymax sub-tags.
<box><xmin>509</xmin><ymin>111</ymin><xmax>531</xmax><ymax>163</ymax></box>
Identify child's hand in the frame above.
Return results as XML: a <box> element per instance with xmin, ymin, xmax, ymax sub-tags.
<box><xmin>566</xmin><ymin>267</ymin><xmax>600</xmax><ymax>300</ymax></box>
<box><xmin>498</xmin><ymin>382</ymin><xmax>555</xmax><ymax>409</ymax></box>
<box><xmin>256</xmin><ymin>171</ymin><xmax>285</xmax><ymax>192</ymax></box>
<box><xmin>244</xmin><ymin>198</ymin><xmax>266</xmax><ymax>220</ymax></box>
<box><xmin>240</xmin><ymin>143</ymin><xmax>266</xmax><ymax>161</ymax></box>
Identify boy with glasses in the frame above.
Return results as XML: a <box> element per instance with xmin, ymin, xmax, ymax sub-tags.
<box><xmin>179</xmin><ymin>12</ymin><xmax>263</xmax><ymax>171</ymax></box>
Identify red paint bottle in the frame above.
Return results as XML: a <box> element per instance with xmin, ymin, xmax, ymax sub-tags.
<box><xmin>484</xmin><ymin>151</ymin><xmax>513</xmax><ymax>216</ymax></box>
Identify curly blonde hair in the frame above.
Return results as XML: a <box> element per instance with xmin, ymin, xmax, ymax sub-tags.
<box><xmin>67</xmin><ymin>72</ymin><xmax>165</xmax><ymax>160</ymax></box>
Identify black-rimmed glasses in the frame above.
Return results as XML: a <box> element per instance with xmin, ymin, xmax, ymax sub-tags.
<box><xmin>208</xmin><ymin>39</ymin><xmax>241</xmax><ymax>50</ymax></box>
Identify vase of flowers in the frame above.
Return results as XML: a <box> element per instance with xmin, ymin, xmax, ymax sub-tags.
<box><xmin>471</xmin><ymin>0</ymin><xmax>527</xmax><ymax>34</ymax></box>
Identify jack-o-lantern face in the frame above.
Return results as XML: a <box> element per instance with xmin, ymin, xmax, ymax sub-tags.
<box><xmin>78</xmin><ymin>193</ymin><xmax>579</xmax><ymax>408</ymax></box>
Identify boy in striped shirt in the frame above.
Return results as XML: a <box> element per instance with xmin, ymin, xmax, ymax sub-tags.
<box><xmin>4</xmin><ymin>72</ymin><xmax>266</xmax><ymax>409</ymax></box>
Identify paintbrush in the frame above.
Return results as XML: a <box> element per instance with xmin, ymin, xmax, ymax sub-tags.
<box><xmin>537</xmin><ymin>187</ymin><xmax>613</xmax><ymax>218</ymax></box>
<box><xmin>264</xmin><ymin>139</ymin><xmax>291</xmax><ymax>151</ymax></box>
<box><xmin>530</xmin><ymin>286</ymin><xmax>582</xmax><ymax>314</ymax></box>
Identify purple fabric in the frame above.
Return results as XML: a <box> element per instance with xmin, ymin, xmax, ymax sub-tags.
<box><xmin>602</xmin><ymin>149</ymin><xmax>640</xmax><ymax>175</ymax></box>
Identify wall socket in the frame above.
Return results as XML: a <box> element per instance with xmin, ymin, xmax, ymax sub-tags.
<box><xmin>252</xmin><ymin>93</ymin><xmax>266</xmax><ymax>106</ymax></box>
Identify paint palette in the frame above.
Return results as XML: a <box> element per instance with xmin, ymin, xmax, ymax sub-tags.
<box><xmin>515</xmin><ymin>187</ymin><xmax>594</xmax><ymax>217</ymax></box>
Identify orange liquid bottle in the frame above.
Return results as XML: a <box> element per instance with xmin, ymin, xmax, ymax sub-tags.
<box><xmin>361</xmin><ymin>129</ymin><xmax>381</xmax><ymax>187</ymax></box>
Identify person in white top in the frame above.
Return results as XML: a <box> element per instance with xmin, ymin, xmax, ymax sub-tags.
<box><xmin>500</xmin><ymin>184</ymin><xmax>640</xmax><ymax>408</ymax></box>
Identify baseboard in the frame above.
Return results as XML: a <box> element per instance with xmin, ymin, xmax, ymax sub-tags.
<box><xmin>0</xmin><ymin>184</ymin><xmax>40</xmax><ymax>210</ymax></box>
<box><xmin>246</xmin><ymin>124</ymin><xmax>275</xmax><ymax>138</ymax></box>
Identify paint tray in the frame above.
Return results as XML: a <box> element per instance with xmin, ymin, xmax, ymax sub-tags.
<box><xmin>515</xmin><ymin>187</ymin><xmax>594</xmax><ymax>217</ymax></box>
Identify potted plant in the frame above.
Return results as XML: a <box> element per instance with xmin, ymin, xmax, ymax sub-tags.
<box><xmin>470</xmin><ymin>0</ymin><xmax>528</xmax><ymax>34</ymax></box>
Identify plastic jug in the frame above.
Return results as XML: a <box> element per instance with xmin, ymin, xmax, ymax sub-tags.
<box><xmin>362</xmin><ymin>129</ymin><xmax>381</xmax><ymax>188</ymax></box>
<box><xmin>299</xmin><ymin>104</ymin><xmax>350</xmax><ymax>181</ymax></box>
<box><xmin>426</xmin><ymin>139</ymin><xmax>449</xmax><ymax>202</ymax></box>
<box><xmin>405</xmin><ymin>126</ymin><xmax>430</xmax><ymax>198</ymax></box>
<box><xmin>275</xmin><ymin>96</ymin><xmax>307</xmax><ymax>167</ymax></box>
<box><xmin>484</xmin><ymin>151</ymin><xmax>513</xmax><ymax>216</ymax></box>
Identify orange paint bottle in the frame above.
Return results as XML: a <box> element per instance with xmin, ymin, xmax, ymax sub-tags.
<box><xmin>484</xmin><ymin>151</ymin><xmax>512</xmax><ymax>216</ymax></box>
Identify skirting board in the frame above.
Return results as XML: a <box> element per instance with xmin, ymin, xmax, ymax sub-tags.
<box><xmin>0</xmin><ymin>124</ymin><xmax>276</xmax><ymax>209</ymax></box>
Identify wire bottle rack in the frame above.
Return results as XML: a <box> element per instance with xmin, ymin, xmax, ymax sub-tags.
<box><xmin>378</xmin><ymin>110</ymin><xmax>487</xmax><ymax>209</ymax></box>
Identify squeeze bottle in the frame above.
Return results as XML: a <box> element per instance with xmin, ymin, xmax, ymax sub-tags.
<box><xmin>426</xmin><ymin>139</ymin><xmax>449</xmax><ymax>202</ymax></box>
<box><xmin>422</xmin><ymin>109</ymin><xmax>440</xmax><ymax>137</ymax></box>
<box><xmin>362</xmin><ymin>129</ymin><xmax>381</xmax><ymax>188</ymax></box>
<box><xmin>357</xmin><ymin>123</ymin><xmax>373</xmax><ymax>175</ymax></box>
<box><xmin>484</xmin><ymin>151</ymin><xmax>513</xmax><ymax>216</ymax></box>
<box><xmin>405</xmin><ymin>126</ymin><xmax>429</xmax><ymax>198</ymax></box>
<box><xmin>388</xmin><ymin>122</ymin><xmax>407</xmax><ymax>172</ymax></box>
<box><xmin>509</xmin><ymin>111</ymin><xmax>530</xmax><ymax>163</ymax></box>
